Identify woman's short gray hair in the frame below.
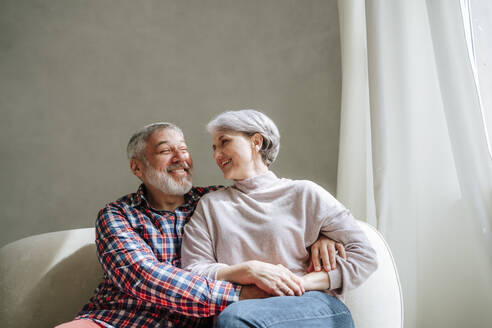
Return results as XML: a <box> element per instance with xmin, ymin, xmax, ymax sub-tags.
<box><xmin>206</xmin><ymin>109</ymin><xmax>280</xmax><ymax>166</ymax></box>
<box><xmin>127</xmin><ymin>122</ymin><xmax>183</xmax><ymax>160</ymax></box>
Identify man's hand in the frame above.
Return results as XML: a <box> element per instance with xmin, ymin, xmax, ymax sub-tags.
<box><xmin>308</xmin><ymin>236</ymin><xmax>346</xmax><ymax>272</ymax></box>
<box><xmin>239</xmin><ymin>285</ymin><xmax>271</xmax><ymax>300</ymax></box>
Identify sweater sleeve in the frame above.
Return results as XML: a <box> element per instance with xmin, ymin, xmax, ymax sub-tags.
<box><xmin>181</xmin><ymin>200</ymin><xmax>230</xmax><ymax>279</ymax></box>
<box><xmin>308</xmin><ymin>183</ymin><xmax>378</xmax><ymax>295</ymax></box>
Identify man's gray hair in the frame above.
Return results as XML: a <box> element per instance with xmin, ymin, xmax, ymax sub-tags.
<box><xmin>206</xmin><ymin>109</ymin><xmax>280</xmax><ymax>166</ymax></box>
<box><xmin>127</xmin><ymin>122</ymin><xmax>183</xmax><ymax>160</ymax></box>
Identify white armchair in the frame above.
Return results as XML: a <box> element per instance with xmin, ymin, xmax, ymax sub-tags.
<box><xmin>344</xmin><ymin>221</ymin><xmax>404</xmax><ymax>328</ymax></box>
<box><xmin>0</xmin><ymin>221</ymin><xmax>403</xmax><ymax>328</ymax></box>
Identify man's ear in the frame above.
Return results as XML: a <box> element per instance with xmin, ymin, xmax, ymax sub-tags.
<box><xmin>251</xmin><ymin>133</ymin><xmax>264</xmax><ymax>152</ymax></box>
<box><xmin>130</xmin><ymin>158</ymin><xmax>145</xmax><ymax>179</ymax></box>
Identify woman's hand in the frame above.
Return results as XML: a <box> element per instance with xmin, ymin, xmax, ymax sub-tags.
<box><xmin>217</xmin><ymin>260</ymin><xmax>305</xmax><ymax>296</ymax></box>
<box><xmin>247</xmin><ymin>261</ymin><xmax>305</xmax><ymax>296</ymax></box>
<box><xmin>308</xmin><ymin>236</ymin><xmax>346</xmax><ymax>272</ymax></box>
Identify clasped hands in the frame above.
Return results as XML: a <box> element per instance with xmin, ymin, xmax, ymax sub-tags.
<box><xmin>238</xmin><ymin>237</ymin><xmax>346</xmax><ymax>300</ymax></box>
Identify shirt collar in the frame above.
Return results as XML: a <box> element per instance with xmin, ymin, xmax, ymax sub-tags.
<box><xmin>130</xmin><ymin>184</ymin><xmax>148</xmax><ymax>208</ymax></box>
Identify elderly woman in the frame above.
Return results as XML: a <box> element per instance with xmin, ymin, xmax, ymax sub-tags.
<box><xmin>181</xmin><ymin>110</ymin><xmax>377</xmax><ymax>328</ymax></box>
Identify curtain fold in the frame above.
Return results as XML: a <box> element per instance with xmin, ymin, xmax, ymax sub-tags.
<box><xmin>336</xmin><ymin>1</ymin><xmax>492</xmax><ymax>327</ymax></box>
<box><xmin>337</xmin><ymin>0</ymin><xmax>377</xmax><ymax>227</ymax></box>
<box><xmin>426</xmin><ymin>0</ymin><xmax>492</xmax><ymax>253</ymax></box>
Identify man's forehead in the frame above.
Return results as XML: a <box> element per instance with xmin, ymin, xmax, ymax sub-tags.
<box><xmin>149</xmin><ymin>129</ymin><xmax>186</xmax><ymax>146</ymax></box>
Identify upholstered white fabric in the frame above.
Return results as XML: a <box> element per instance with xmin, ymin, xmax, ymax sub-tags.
<box><xmin>0</xmin><ymin>228</ymin><xmax>103</xmax><ymax>328</ymax></box>
<box><xmin>344</xmin><ymin>221</ymin><xmax>404</xmax><ymax>328</ymax></box>
<box><xmin>0</xmin><ymin>221</ymin><xmax>402</xmax><ymax>328</ymax></box>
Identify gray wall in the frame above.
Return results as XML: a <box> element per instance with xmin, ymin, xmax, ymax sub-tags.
<box><xmin>0</xmin><ymin>0</ymin><xmax>341</xmax><ymax>247</ymax></box>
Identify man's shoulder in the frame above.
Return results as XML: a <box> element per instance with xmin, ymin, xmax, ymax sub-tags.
<box><xmin>97</xmin><ymin>184</ymin><xmax>151</xmax><ymax>220</ymax></box>
<box><xmin>190</xmin><ymin>185</ymin><xmax>225</xmax><ymax>199</ymax></box>
<box><xmin>110</xmin><ymin>191</ymin><xmax>138</xmax><ymax>208</ymax></box>
<box><xmin>193</xmin><ymin>185</ymin><xmax>232</xmax><ymax>204</ymax></box>
<box><xmin>96</xmin><ymin>192</ymin><xmax>136</xmax><ymax>219</ymax></box>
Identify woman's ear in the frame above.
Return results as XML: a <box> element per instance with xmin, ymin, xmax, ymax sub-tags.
<box><xmin>251</xmin><ymin>133</ymin><xmax>263</xmax><ymax>152</ymax></box>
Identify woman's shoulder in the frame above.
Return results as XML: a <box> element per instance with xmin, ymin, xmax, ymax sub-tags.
<box><xmin>282</xmin><ymin>178</ymin><xmax>329</xmax><ymax>193</ymax></box>
<box><xmin>279</xmin><ymin>178</ymin><xmax>336</xmax><ymax>203</ymax></box>
<box><xmin>281</xmin><ymin>178</ymin><xmax>344</xmax><ymax>214</ymax></box>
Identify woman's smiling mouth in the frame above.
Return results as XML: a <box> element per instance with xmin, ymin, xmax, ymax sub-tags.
<box><xmin>220</xmin><ymin>159</ymin><xmax>232</xmax><ymax>168</ymax></box>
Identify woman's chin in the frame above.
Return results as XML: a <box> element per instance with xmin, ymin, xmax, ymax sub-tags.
<box><xmin>224</xmin><ymin>172</ymin><xmax>240</xmax><ymax>181</ymax></box>
<box><xmin>222</xmin><ymin>168</ymin><xmax>243</xmax><ymax>180</ymax></box>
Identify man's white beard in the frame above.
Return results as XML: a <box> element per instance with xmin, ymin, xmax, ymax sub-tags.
<box><xmin>144</xmin><ymin>163</ymin><xmax>193</xmax><ymax>196</ymax></box>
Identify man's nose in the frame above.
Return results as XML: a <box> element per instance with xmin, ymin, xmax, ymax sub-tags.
<box><xmin>172</xmin><ymin>149</ymin><xmax>188</xmax><ymax>162</ymax></box>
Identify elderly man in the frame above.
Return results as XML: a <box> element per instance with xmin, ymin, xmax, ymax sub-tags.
<box><xmin>56</xmin><ymin>122</ymin><xmax>343</xmax><ymax>328</ymax></box>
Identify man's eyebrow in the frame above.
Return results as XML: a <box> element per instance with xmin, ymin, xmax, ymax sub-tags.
<box><xmin>155</xmin><ymin>140</ymin><xmax>185</xmax><ymax>148</ymax></box>
<box><xmin>155</xmin><ymin>141</ymin><xmax>170</xmax><ymax>148</ymax></box>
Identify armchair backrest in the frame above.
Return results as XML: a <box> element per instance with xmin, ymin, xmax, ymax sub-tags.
<box><xmin>344</xmin><ymin>221</ymin><xmax>404</xmax><ymax>328</ymax></box>
<box><xmin>0</xmin><ymin>228</ymin><xmax>102</xmax><ymax>328</ymax></box>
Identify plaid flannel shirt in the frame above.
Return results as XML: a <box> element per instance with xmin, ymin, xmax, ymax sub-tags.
<box><xmin>76</xmin><ymin>184</ymin><xmax>241</xmax><ymax>328</ymax></box>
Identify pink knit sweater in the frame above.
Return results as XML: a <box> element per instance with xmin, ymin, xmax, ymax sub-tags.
<box><xmin>181</xmin><ymin>171</ymin><xmax>377</xmax><ymax>296</ymax></box>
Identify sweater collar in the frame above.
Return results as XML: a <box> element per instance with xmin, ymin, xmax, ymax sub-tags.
<box><xmin>233</xmin><ymin>170</ymin><xmax>278</xmax><ymax>193</ymax></box>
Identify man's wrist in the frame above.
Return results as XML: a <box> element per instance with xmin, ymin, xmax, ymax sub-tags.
<box><xmin>209</xmin><ymin>280</ymin><xmax>242</xmax><ymax>314</ymax></box>
<box><xmin>239</xmin><ymin>285</ymin><xmax>270</xmax><ymax>300</ymax></box>
<box><xmin>234</xmin><ymin>284</ymin><xmax>243</xmax><ymax>301</ymax></box>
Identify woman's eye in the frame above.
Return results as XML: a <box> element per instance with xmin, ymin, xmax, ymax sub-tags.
<box><xmin>160</xmin><ymin>149</ymin><xmax>171</xmax><ymax>154</ymax></box>
<box><xmin>221</xmin><ymin>139</ymin><xmax>229</xmax><ymax>145</ymax></box>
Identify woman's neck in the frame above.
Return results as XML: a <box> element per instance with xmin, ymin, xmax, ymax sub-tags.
<box><xmin>234</xmin><ymin>160</ymin><xmax>269</xmax><ymax>181</ymax></box>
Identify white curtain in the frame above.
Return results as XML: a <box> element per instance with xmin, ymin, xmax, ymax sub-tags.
<box><xmin>336</xmin><ymin>1</ymin><xmax>492</xmax><ymax>327</ymax></box>
<box><xmin>467</xmin><ymin>0</ymin><xmax>492</xmax><ymax>148</ymax></box>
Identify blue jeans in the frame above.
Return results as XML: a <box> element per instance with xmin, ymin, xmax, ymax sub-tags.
<box><xmin>215</xmin><ymin>291</ymin><xmax>354</xmax><ymax>328</ymax></box>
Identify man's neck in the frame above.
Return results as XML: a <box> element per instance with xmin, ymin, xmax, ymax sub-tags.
<box><xmin>144</xmin><ymin>185</ymin><xmax>186</xmax><ymax>212</ymax></box>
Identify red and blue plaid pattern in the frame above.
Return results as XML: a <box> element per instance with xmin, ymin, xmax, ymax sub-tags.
<box><xmin>76</xmin><ymin>185</ymin><xmax>240</xmax><ymax>328</ymax></box>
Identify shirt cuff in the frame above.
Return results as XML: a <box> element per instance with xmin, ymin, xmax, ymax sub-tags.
<box><xmin>208</xmin><ymin>280</ymin><xmax>242</xmax><ymax>314</ymax></box>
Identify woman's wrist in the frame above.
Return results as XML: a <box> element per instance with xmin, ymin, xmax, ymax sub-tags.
<box><xmin>301</xmin><ymin>271</ymin><xmax>331</xmax><ymax>291</ymax></box>
<box><xmin>217</xmin><ymin>261</ymin><xmax>257</xmax><ymax>284</ymax></box>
